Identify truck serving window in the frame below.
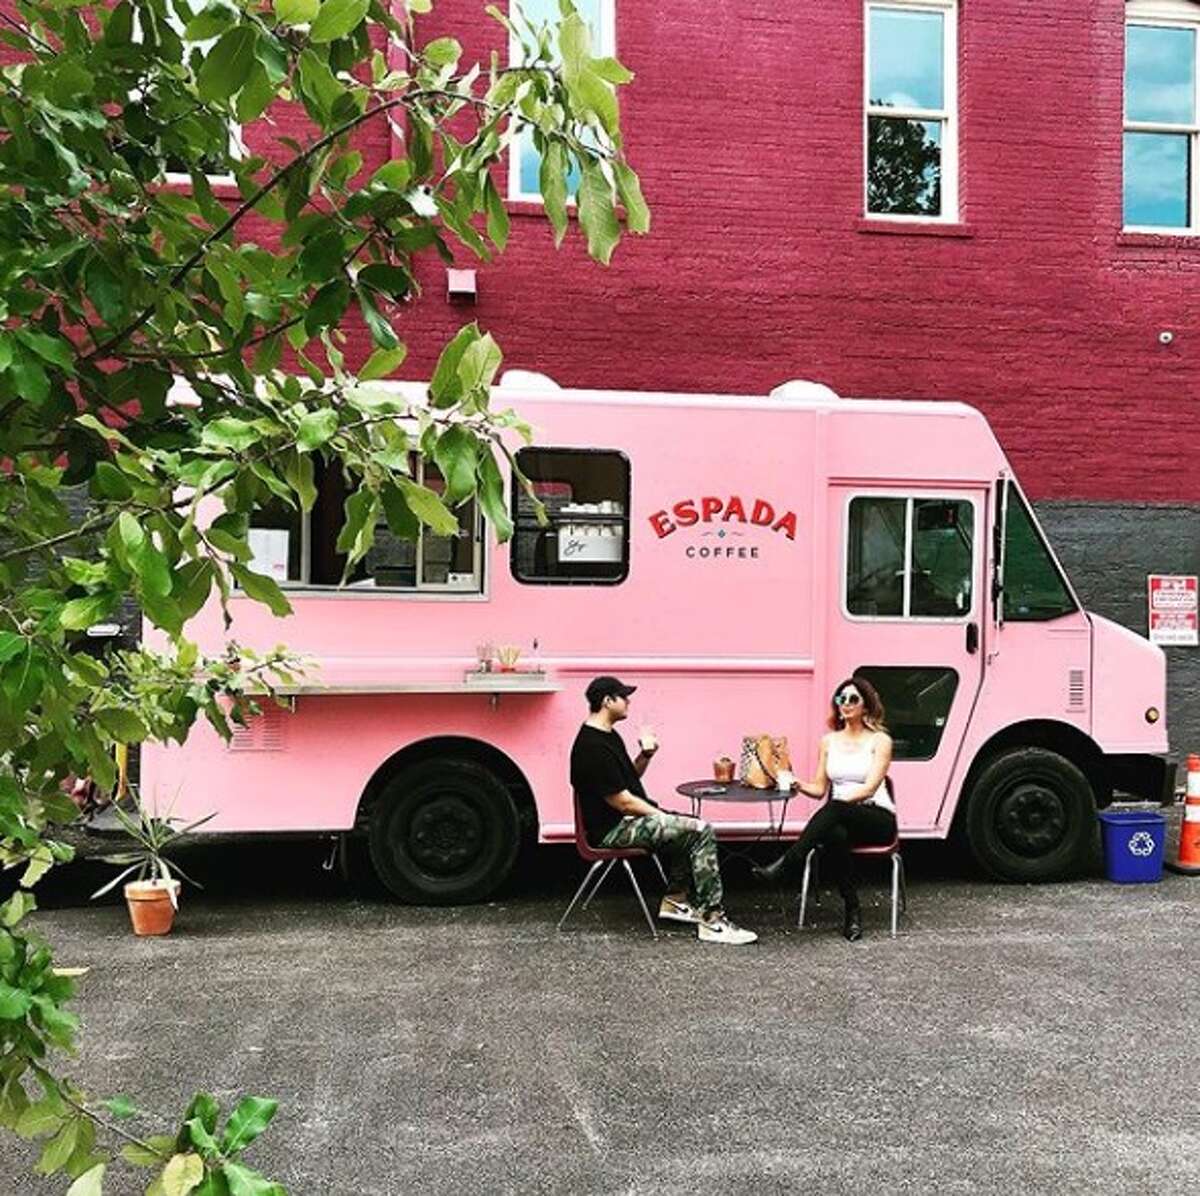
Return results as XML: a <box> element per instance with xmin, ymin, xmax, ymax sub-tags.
<box><xmin>511</xmin><ymin>448</ymin><xmax>630</xmax><ymax>585</ymax></box>
<box><xmin>853</xmin><ymin>666</ymin><xmax>959</xmax><ymax>760</ymax></box>
<box><xmin>846</xmin><ymin>495</ymin><xmax>974</xmax><ymax>619</ymax></box>
<box><xmin>1002</xmin><ymin>486</ymin><xmax>1077</xmax><ymax>621</ymax></box>
<box><xmin>246</xmin><ymin>457</ymin><xmax>482</xmax><ymax>593</ymax></box>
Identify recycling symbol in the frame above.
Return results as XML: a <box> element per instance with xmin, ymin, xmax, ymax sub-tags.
<box><xmin>1128</xmin><ymin>831</ymin><xmax>1156</xmax><ymax>858</ymax></box>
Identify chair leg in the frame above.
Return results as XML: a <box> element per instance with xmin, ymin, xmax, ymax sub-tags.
<box><xmin>581</xmin><ymin>859</ymin><xmax>616</xmax><ymax>911</ymax></box>
<box><xmin>558</xmin><ymin>861</ymin><xmax>604</xmax><ymax>932</ymax></box>
<box><xmin>898</xmin><ymin>854</ymin><xmax>907</xmax><ymax>916</ymax></box>
<box><xmin>890</xmin><ymin>852</ymin><xmax>900</xmax><ymax>939</ymax></box>
<box><xmin>652</xmin><ymin>853</ymin><xmax>668</xmax><ymax>888</ymax></box>
<box><xmin>798</xmin><ymin>848</ymin><xmax>817</xmax><ymax>929</ymax></box>
<box><xmin>623</xmin><ymin>859</ymin><xmax>658</xmax><ymax>939</ymax></box>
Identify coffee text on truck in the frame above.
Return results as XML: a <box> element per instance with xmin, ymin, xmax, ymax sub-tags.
<box><xmin>648</xmin><ymin>496</ymin><xmax>799</xmax><ymax>541</ymax></box>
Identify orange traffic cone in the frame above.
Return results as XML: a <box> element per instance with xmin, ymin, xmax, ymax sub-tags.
<box><xmin>1167</xmin><ymin>754</ymin><xmax>1200</xmax><ymax>875</ymax></box>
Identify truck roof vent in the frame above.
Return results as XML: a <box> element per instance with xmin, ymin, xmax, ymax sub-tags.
<box><xmin>498</xmin><ymin>369</ymin><xmax>561</xmax><ymax>391</ymax></box>
<box><xmin>769</xmin><ymin>379</ymin><xmax>841</xmax><ymax>402</ymax></box>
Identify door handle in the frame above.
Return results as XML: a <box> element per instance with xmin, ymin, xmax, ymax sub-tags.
<box><xmin>966</xmin><ymin>622</ymin><xmax>979</xmax><ymax>654</ymax></box>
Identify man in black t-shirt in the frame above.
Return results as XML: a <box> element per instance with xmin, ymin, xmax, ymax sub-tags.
<box><xmin>569</xmin><ymin>676</ymin><xmax>757</xmax><ymax>945</ymax></box>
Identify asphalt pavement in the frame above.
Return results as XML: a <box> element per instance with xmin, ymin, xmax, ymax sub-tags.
<box><xmin>3</xmin><ymin>821</ymin><xmax>1199</xmax><ymax>1196</ymax></box>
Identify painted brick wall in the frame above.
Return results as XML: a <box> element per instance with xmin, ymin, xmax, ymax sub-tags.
<box><xmin>361</xmin><ymin>0</ymin><xmax>1200</xmax><ymax>507</ymax></box>
<box><xmin>8</xmin><ymin>2</ymin><xmax>1194</xmax><ymax>505</ymax></box>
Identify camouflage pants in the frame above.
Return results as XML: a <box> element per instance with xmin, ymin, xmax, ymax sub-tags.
<box><xmin>601</xmin><ymin>811</ymin><xmax>723</xmax><ymax>914</ymax></box>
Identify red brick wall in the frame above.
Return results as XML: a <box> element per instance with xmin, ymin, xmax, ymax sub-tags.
<box><xmin>11</xmin><ymin>1</ymin><xmax>1197</xmax><ymax>503</ymax></box>
<box><xmin>369</xmin><ymin>0</ymin><xmax>1198</xmax><ymax>505</ymax></box>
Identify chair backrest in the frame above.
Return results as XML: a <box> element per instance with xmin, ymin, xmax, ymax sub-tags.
<box><xmin>572</xmin><ymin>791</ymin><xmax>604</xmax><ymax>861</ymax></box>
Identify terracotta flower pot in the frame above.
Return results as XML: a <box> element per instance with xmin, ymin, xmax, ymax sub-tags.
<box><xmin>124</xmin><ymin>880</ymin><xmax>180</xmax><ymax>936</ymax></box>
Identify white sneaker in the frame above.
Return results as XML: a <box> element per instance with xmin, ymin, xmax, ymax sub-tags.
<box><xmin>697</xmin><ymin>916</ymin><xmax>758</xmax><ymax>945</ymax></box>
<box><xmin>658</xmin><ymin>896</ymin><xmax>701</xmax><ymax>925</ymax></box>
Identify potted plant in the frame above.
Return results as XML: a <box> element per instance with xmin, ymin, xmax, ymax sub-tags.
<box><xmin>91</xmin><ymin>795</ymin><xmax>214</xmax><ymax>936</ymax></box>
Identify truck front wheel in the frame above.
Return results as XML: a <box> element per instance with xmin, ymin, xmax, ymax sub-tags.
<box><xmin>964</xmin><ymin>747</ymin><xmax>1096</xmax><ymax>882</ymax></box>
<box><xmin>367</xmin><ymin>758</ymin><xmax>521</xmax><ymax>904</ymax></box>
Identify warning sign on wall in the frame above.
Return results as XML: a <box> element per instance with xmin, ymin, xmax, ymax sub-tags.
<box><xmin>1148</xmin><ymin>575</ymin><xmax>1198</xmax><ymax>646</ymax></box>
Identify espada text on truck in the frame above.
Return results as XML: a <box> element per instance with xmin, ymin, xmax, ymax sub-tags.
<box><xmin>141</xmin><ymin>376</ymin><xmax>1174</xmax><ymax>902</ymax></box>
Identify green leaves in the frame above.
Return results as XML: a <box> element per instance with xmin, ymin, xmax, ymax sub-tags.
<box><xmin>0</xmin><ymin>981</ymin><xmax>33</xmax><ymax>1020</ymax></box>
<box><xmin>308</xmin><ymin>0</ymin><xmax>369</xmax><ymax>43</ymax></box>
<box><xmin>229</xmin><ymin>565</ymin><xmax>293</xmax><ymax>617</ymax></box>
<box><xmin>273</xmin><ymin>0</ymin><xmax>319</xmax><ymax>25</ymax></box>
<box><xmin>94</xmin><ymin>708</ymin><xmax>150</xmax><ymax>743</ymax></box>
<box><xmin>0</xmin><ymin>4</ymin><xmax>650</xmax><ymax>1194</ymax></box>
<box><xmin>221</xmin><ymin>1097</ymin><xmax>278</xmax><ymax>1154</ymax></box>
<box><xmin>161</xmin><ymin>1151</ymin><xmax>205</xmax><ymax>1196</ymax></box>
<box><xmin>295</xmin><ymin>409</ymin><xmax>339</xmax><ymax>451</ymax></box>
<box><xmin>358</xmin><ymin>345</ymin><xmax>407</xmax><ymax>381</ymax></box>
<box><xmin>577</xmin><ymin>158</ymin><xmax>621</xmax><ymax>266</ymax></box>
<box><xmin>66</xmin><ymin>1165</ymin><xmax>106</xmax><ymax>1196</ymax></box>
<box><xmin>197</xmin><ymin>27</ymin><xmax>259</xmax><ymax>102</ymax></box>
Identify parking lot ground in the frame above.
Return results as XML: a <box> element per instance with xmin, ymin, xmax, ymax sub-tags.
<box><xmin>4</xmin><ymin>822</ymin><xmax>1200</xmax><ymax>1196</ymax></box>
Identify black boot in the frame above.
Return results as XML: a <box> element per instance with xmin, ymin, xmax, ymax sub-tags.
<box><xmin>751</xmin><ymin>849</ymin><xmax>797</xmax><ymax>885</ymax></box>
<box><xmin>842</xmin><ymin>899</ymin><xmax>863</xmax><ymax>942</ymax></box>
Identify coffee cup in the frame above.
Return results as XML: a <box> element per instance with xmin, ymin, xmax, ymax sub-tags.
<box><xmin>639</xmin><ymin>728</ymin><xmax>658</xmax><ymax>754</ymax></box>
<box><xmin>776</xmin><ymin>768</ymin><xmax>794</xmax><ymax>793</ymax></box>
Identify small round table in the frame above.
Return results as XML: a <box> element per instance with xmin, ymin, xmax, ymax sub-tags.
<box><xmin>675</xmin><ymin>779</ymin><xmax>793</xmax><ymax>840</ymax></box>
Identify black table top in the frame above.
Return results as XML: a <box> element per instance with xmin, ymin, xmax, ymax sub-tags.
<box><xmin>676</xmin><ymin>779</ymin><xmax>793</xmax><ymax>804</ymax></box>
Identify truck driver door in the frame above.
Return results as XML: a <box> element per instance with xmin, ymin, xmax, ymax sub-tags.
<box><xmin>827</xmin><ymin>487</ymin><xmax>988</xmax><ymax>833</ymax></box>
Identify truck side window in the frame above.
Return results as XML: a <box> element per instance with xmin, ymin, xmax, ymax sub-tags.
<box><xmin>511</xmin><ymin>448</ymin><xmax>630</xmax><ymax>585</ymax></box>
<box><xmin>854</xmin><ymin>666</ymin><xmax>960</xmax><ymax>760</ymax></box>
<box><xmin>1002</xmin><ymin>486</ymin><xmax>1077</xmax><ymax>621</ymax></box>
<box><xmin>246</xmin><ymin>457</ymin><xmax>482</xmax><ymax>593</ymax></box>
<box><xmin>847</xmin><ymin>495</ymin><xmax>974</xmax><ymax>619</ymax></box>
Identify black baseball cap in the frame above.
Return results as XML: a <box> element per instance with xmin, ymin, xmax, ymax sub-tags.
<box><xmin>585</xmin><ymin>675</ymin><xmax>637</xmax><ymax>705</ymax></box>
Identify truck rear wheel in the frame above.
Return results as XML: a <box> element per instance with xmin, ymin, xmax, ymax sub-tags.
<box><xmin>964</xmin><ymin>747</ymin><xmax>1096</xmax><ymax>882</ymax></box>
<box><xmin>367</xmin><ymin>757</ymin><xmax>521</xmax><ymax>904</ymax></box>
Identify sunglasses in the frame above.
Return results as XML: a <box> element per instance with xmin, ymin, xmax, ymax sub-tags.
<box><xmin>835</xmin><ymin>692</ymin><xmax>863</xmax><ymax>707</ymax></box>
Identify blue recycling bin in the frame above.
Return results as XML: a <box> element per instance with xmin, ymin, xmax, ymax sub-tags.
<box><xmin>1098</xmin><ymin>809</ymin><xmax>1167</xmax><ymax>884</ymax></box>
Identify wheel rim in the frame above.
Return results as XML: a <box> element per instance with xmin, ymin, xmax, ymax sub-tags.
<box><xmin>405</xmin><ymin>793</ymin><xmax>487</xmax><ymax>878</ymax></box>
<box><xmin>994</xmin><ymin>780</ymin><xmax>1069</xmax><ymax>859</ymax></box>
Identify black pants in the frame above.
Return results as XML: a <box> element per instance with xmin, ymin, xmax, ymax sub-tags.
<box><xmin>780</xmin><ymin>801</ymin><xmax>897</xmax><ymax>905</ymax></box>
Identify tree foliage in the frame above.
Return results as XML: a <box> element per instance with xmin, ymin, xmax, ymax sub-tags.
<box><xmin>0</xmin><ymin>0</ymin><xmax>646</xmax><ymax>1187</ymax></box>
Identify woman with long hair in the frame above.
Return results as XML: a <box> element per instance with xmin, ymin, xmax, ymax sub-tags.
<box><xmin>752</xmin><ymin>675</ymin><xmax>896</xmax><ymax>940</ymax></box>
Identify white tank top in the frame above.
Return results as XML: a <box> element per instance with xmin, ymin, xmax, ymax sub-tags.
<box><xmin>826</xmin><ymin>734</ymin><xmax>895</xmax><ymax>813</ymax></box>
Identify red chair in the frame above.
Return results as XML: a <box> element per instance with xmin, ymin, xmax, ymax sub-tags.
<box><xmin>796</xmin><ymin>778</ymin><xmax>907</xmax><ymax>938</ymax></box>
<box><xmin>557</xmin><ymin>793</ymin><xmax>669</xmax><ymax>938</ymax></box>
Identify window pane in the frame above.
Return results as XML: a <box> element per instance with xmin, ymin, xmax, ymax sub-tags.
<box><xmin>1125</xmin><ymin>25</ymin><xmax>1195</xmax><ymax>124</ymax></box>
<box><xmin>418</xmin><ymin>467</ymin><xmax>478</xmax><ymax>587</ymax></box>
<box><xmin>911</xmin><ymin>499</ymin><xmax>973</xmax><ymax>617</ymax></box>
<box><xmin>513</xmin><ymin>0</ymin><xmax>603</xmax><ymax>37</ymax></box>
<box><xmin>854</xmin><ymin>666</ymin><xmax>960</xmax><ymax>760</ymax></box>
<box><xmin>868</xmin><ymin>117</ymin><xmax>942</xmax><ymax>215</ymax></box>
<box><xmin>512</xmin><ymin>449</ymin><xmax>630</xmax><ymax>584</ymax></box>
<box><xmin>517</xmin><ymin>129</ymin><xmax>582</xmax><ymax>199</ymax></box>
<box><xmin>847</xmin><ymin>497</ymin><xmax>906</xmax><ymax>616</ymax></box>
<box><xmin>1123</xmin><ymin>131</ymin><xmax>1190</xmax><ymax>227</ymax></box>
<box><xmin>1002</xmin><ymin>486</ymin><xmax>1076</xmax><ymax>622</ymax></box>
<box><xmin>869</xmin><ymin>7</ymin><xmax>944</xmax><ymax>110</ymax></box>
<box><xmin>248</xmin><ymin>502</ymin><xmax>302</xmax><ymax>584</ymax></box>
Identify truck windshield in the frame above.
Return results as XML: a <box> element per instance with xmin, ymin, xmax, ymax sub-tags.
<box><xmin>1003</xmin><ymin>485</ymin><xmax>1077</xmax><ymax>621</ymax></box>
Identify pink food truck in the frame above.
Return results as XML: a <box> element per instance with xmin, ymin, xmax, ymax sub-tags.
<box><xmin>142</xmin><ymin>376</ymin><xmax>1173</xmax><ymax>901</ymax></box>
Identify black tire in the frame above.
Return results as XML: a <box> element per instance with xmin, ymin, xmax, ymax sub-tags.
<box><xmin>964</xmin><ymin>747</ymin><xmax>1096</xmax><ymax>882</ymax></box>
<box><xmin>366</xmin><ymin>757</ymin><xmax>521</xmax><ymax>904</ymax></box>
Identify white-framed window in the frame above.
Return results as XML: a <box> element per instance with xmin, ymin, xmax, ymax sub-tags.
<box><xmin>507</xmin><ymin>0</ymin><xmax>615</xmax><ymax>202</ymax></box>
<box><xmin>247</xmin><ymin>457</ymin><xmax>484</xmax><ymax>594</ymax></box>
<box><xmin>844</xmin><ymin>493</ymin><xmax>977</xmax><ymax>621</ymax></box>
<box><xmin>864</xmin><ymin>0</ymin><xmax>959</xmax><ymax>221</ymax></box>
<box><xmin>1124</xmin><ymin>0</ymin><xmax>1199</xmax><ymax>232</ymax></box>
<box><xmin>133</xmin><ymin>7</ymin><xmax>243</xmax><ymax>185</ymax></box>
